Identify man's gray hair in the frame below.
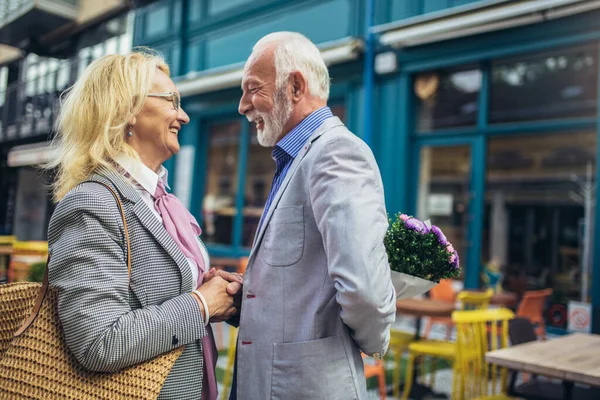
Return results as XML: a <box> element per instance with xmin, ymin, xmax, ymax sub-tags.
<box><xmin>253</xmin><ymin>32</ymin><xmax>330</xmax><ymax>101</ymax></box>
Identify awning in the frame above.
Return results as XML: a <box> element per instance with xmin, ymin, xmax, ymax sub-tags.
<box><xmin>176</xmin><ymin>37</ymin><xmax>364</xmax><ymax>97</ymax></box>
<box><xmin>377</xmin><ymin>0</ymin><xmax>600</xmax><ymax>48</ymax></box>
<box><xmin>7</xmin><ymin>142</ymin><xmax>58</xmax><ymax>167</ymax></box>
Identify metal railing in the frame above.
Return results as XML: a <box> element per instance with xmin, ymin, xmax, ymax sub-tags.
<box><xmin>0</xmin><ymin>56</ymin><xmax>80</xmax><ymax>142</ymax></box>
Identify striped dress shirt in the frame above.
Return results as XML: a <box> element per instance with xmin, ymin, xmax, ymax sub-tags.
<box><xmin>261</xmin><ymin>106</ymin><xmax>333</xmax><ymax>220</ymax></box>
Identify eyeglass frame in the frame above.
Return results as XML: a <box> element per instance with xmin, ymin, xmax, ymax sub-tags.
<box><xmin>147</xmin><ymin>91</ymin><xmax>181</xmax><ymax>111</ymax></box>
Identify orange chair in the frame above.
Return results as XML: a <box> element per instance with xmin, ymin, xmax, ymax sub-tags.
<box><xmin>363</xmin><ymin>354</ymin><xmax>387</xmax><ymax>400</ymax></box>
<box><xmin>237</xmin><ymin>256</ymin><xmax>249</xmax><ymax>274</ymax></box>
<box><xmin>423</xmin><ymin>279</ymin><xmax>456</xmax><ymax>339</ymax></box>
<box><xmin>516</xmin><ymin>288</ymin><xmax>553</xmax><ymax>339</ymax></box>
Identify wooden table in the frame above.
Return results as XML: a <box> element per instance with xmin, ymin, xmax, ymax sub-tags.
<box><xmin>396</xmin><ymin>298</ymin><xmax>455</xmax><ymax>399</ymax></box>
<box><xmin>396</xmin><ymin>298</ymin><xmax>456</xmax><ymax>318</ymax></box>
<box><xmin>490</xmin><ymin>291</ymin><xmax>518</xmax><ymax>307</ymax></box>
<box><xmin>486</xmin><ymin>333</ymin><xmax>600</xmax><ymax>399</ymax></box>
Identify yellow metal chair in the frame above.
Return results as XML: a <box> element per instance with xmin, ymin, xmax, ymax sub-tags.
<box><xmin>457</xmin><ymin>289</ymin><xmax>494</xmax><ymax>310</ymax></box>
<box><xmin>452</xmin><ymin>308</ymin><xmax>515</xmax><ymax>400</ymax></box>
<box><xmin>220</xmin><ymin>325</ymin><xmax>238</xmax><ymax>400</ymax></box>
<box><xmin>388</xmin><ymin>329</ymin><xmax>414</xmax><ymax>399</ymax></box>
<box><xmin>401</xmin><ymin>289</ymin><xmax>494</xmax><ymax>400</ymax></box>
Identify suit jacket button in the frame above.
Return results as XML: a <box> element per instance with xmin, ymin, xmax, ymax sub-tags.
<box><xmin>172</xmin><ymin>335</ymin><xmax>179</xmax><ymax>346</ymax></box>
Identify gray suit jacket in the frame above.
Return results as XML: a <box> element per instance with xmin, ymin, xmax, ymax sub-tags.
<box><xmin>48</xmin><ymin>168</ymin><xmax>207</xmax><ymax>399</ymax></box>
<box><xmin>235</xmin><ymin>117</ymin><xmax>397</xmax><ymax>400</ymax></box>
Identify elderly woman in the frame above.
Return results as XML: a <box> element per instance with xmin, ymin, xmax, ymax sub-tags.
<box><xmin>45</xmin><ymin>51</ymin><xmax>240</xmax><ymax>399</ymax></box>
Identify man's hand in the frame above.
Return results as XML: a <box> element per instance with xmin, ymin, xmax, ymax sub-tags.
<box><xmin>195</xmin><ymin>276</ymin><xmax>239</xmax><ymax>323</ymax></box>
<box><xmin>203</xmin><ymin>268</ymin><xmax>243</xmax><ymax>296</ymax></box>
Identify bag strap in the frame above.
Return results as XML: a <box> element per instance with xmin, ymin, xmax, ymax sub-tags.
<box><xmin>14</xmin><ymin>181</ymin><xmax>130</xmax><ymax>337</ymax></box>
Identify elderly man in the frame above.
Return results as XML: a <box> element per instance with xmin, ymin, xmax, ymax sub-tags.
<box><xmin>232</xmin><ymin>32</ymin><xmax>396</xmax><ymax>399</ymax></box>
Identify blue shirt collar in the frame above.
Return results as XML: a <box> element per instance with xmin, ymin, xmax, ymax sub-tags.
<box><xmin>273</xmin><ymin>106</ymin><xmax>333</xmax><ymax>161</ymax></box>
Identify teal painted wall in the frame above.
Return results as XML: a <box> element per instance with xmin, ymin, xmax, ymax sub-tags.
<box><xmin>135</xmin><ymin>0</ymin><xmax>361</xmax><ymax>77</ymax></box>
<box><xmin>375</xmin><ymin>0</ymin><xmax>488</xmax><ymax>25</ymax></box>
<box><xmin>204</xmin><ymin>0</ymin><xmax>352</xmax><ymax>69</ymax></box>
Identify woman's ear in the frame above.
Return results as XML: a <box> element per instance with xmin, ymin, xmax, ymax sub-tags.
<box><xmin>128</xmin><ymin>115</ymin><xmax>137</xmax><ymax>127</ymax></box>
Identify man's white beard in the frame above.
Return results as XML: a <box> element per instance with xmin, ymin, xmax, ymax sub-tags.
<box><xmin>257</xmin><ymin>89</ymin><xmax>293</xmax><ymax>147</ymax></box>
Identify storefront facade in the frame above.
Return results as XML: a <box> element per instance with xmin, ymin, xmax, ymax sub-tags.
<box><xmin>134</xmin><ymin>0</ymin><xmax>600</xmax><ymax>333</ymax></box>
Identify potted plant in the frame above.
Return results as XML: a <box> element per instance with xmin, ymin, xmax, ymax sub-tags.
<box><xmin>385</xmin><ymin>213</ymin><xmax>461</xmax><ymax>299</ymax></box>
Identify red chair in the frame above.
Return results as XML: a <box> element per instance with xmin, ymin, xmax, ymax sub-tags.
<box><xmin>423</xmin><ymin>279</ymin><xmax>456</xmax><ymax>339</ymax></box>
<box><xmin>516</xmin><ymin>289</ymin><xmax>553</xmax><ymax>340</ymax></box>
<box><xmin>363</xmin><ymin>354</ymin><xmax>387</xmax><ymax>400</ymax></box>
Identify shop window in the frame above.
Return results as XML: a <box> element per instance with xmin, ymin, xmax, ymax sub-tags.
<box><xmin>415</xmin><ymin>67</ymin><xmax>481</xmax><ymax>132</ymax></box>
<box><xmin>241</xmin><ymin>124</ymin><xmax>275</xmax><ymax>247</ymax></box>
<box><xmin>490</xmin><ymin>44</ymin><xmax>598</xmax><ymax>124</ymax></box>
<box><xmin>12</xmin><ymin>168</ymin><xmax>50</xmax><ymax>241</ymax></box>
<box><xmin>202</xmin><ymin>119</ymin><xmax>241</xmax><ymax>246</ymax></box>
<box><xmin>482</xmin><ymin>131</ymin><xmax>596</xmax><ymax>329</ymax></box>
<box><xmin>416</xmin><ymin>144</ymin><xmax>472</xmax><ymax>283</ymax></box>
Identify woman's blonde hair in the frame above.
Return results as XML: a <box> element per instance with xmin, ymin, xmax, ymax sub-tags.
<box><xmin>46</xmin><ymin>49</ymin><xmax>169</xmax><ymax>201</ymax></box>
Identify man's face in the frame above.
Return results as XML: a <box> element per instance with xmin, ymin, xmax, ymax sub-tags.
<box><xmin>239</xmin><ymin>49</ymin><xmax>293</xmax><ymax>147</ymax></box>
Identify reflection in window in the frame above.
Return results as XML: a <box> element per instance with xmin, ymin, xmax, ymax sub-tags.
<box><xmin>202</xmin><ymin>120</ymin><xmax>240</xmax><ymax>246</ymax></box>
<box><xmin>490</xmin><ymin>44</ymin><xmax>598</xmax><ymax>124</ymax></box>
<box><xmin>415</xmin><ymin>68</ymin><xmax>481</xmax><ymax>132</ymax></box>
<box><xmin>417</xmin><ymin>145</ymin><xmax>471</xmax><ymax>282</ymax></box>
<box><xmin>483</xmin><ymin>131</ymin><xmax>596</xmax><ymax>322</ymax></box>
<box><xmin>241</xmin><ymin>123</ymin><xmax>275</xmax><ymax>247</ymax></box>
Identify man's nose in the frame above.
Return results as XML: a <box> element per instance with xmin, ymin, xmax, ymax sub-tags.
<box><xmin>239</xmin><ymin>94</ymin><xmax>251</xmax><ymax>116</ymax></box>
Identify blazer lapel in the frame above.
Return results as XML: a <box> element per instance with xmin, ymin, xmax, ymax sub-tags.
<box><xmin>93</xmin><ymin>166</ymin><xmax>195</xmax><ymax>293</ymax></box>
<box><xmin>132</xmin><ymin>201</ymin><xmax>195</xmax><ymax>292</ymax></box>
<box><xmin>251</xmin><ymin>116</ymin><xmax>344</xmax><ymax>251</ymax></box>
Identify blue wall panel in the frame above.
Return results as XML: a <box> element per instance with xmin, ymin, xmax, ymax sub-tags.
<box><xmin>390</xmin><ymin>0</ymin><xmax>421</xmax><ymax>22</ymax></box>
<box><xmin>204</xmin><ymin>0</ymin><xmax>352</xmax><ymax>69</ymax></box>
<box><xmin>208</xmin><ymin>0</ymin><xmax>253</xmax><ymax>16</ymax></box>
<box><xmin>423</xmin><ymin>0</ymin><xmax>450</xmax><ymax>14</ymax></box>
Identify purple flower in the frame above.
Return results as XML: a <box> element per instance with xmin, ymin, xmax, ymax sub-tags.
<box><xmin>452</xmin><ymin>252</ymin><xmax>460</xmax><ymax>269</ymax></box>
<box><xmin>399</xmin><ymin>214</ymin><xmax>410</xmax><ymax>221</ymax></box>
<box><xmin>446</xmin><ymin>243</ymin><xmax>455</xmax><ymax>254</ymax></box>
<box><xmin>431</xmin><ymin>225</ymin><xmax>448</xmax><ymax>246</ymax></box>
<box><xmin>405</xmin><ymin>218</ymin><xmax>428</xmax><ymax>233</ymax></box>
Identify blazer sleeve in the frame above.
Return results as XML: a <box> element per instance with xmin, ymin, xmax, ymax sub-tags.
<box><xmin>47</xmin><ymin>185</ymin><xmax>206</xmax><ymax>373</ymax></box>
<box><xmin>309</xmin><ymin>134</ymin><xmax>397</xmax><ymax>357</ymax></box>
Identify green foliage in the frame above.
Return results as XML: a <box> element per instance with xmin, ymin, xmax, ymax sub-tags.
<box><xmin>384</xmin><ymin>213</ymin><xmax>461</xmax><ymax>283</ymax></box>
<box><xmin>28</xmin><ymin>262</ymin><xmax>46</xmax><ymax>283</ymax></box>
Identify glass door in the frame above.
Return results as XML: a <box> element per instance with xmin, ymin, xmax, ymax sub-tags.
<box><xmin>415</xmin><ymin>142</ymin><xmax>475</xmax><ymax>288</ymax></box>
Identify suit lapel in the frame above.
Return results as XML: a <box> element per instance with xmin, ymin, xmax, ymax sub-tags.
<box><xmin>93</xmin><ymin>166</ymin><xmax>195</xmax><ymax>293</ymax></box>
<box><xmin>251</xmin><ymin>117</ymin><xmax>344</xmax><ymax>252</ymax></box>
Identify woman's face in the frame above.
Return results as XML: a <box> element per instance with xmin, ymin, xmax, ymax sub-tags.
<box><xmin>129</xmin><ymin>69</ymin><xmax>190</xmax><ymax>171</ymax></box>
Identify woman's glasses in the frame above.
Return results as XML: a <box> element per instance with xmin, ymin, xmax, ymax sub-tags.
<box><xmin>147</xmin><ymin>91</ymin><xmax>181</xmax><ymax>111</ymax></box>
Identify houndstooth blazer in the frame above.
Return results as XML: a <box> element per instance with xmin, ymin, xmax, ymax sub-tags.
<box><xmin>47</xmin><ymin>166</ymin><xmax>207</xmax><ymax>399</ymax></box>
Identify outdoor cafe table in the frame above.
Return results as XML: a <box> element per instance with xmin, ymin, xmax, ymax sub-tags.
<box><xmin>486</xmin><ymin>333</ymin><xmax>600</xmax><ymax>400</ymax></box>
<box><xmin>490</xmin><ymin>291</ymin><xmax>518</xmax><ymax>308</ymax></box>
<box><xmin>395</xmin><ymin>298</ymin><xmax>456</xmax><ymax>399</ymax></box>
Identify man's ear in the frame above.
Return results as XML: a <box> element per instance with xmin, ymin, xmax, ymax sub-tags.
<box><xmin>290</xmin><ymin>71</ymin><xmax>308</xmax><ymax>102</ymax></box>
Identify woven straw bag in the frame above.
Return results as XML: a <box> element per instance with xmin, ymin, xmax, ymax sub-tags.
<box><xmin>0</xmin><ymin>182</ymin><xmax>184</xmax><ymax>399</ymax></box>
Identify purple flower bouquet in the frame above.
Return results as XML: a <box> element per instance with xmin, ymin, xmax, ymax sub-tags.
<box><xmin>384</xmin><ymin>213</ymin><xmax>461</xmax><ymax>299</ymax></box>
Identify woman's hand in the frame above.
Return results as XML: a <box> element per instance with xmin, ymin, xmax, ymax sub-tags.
<box><xmin>196</xmin><ymin>275</ymin><xmax>239</xmax><ymax>322</ymax></box>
